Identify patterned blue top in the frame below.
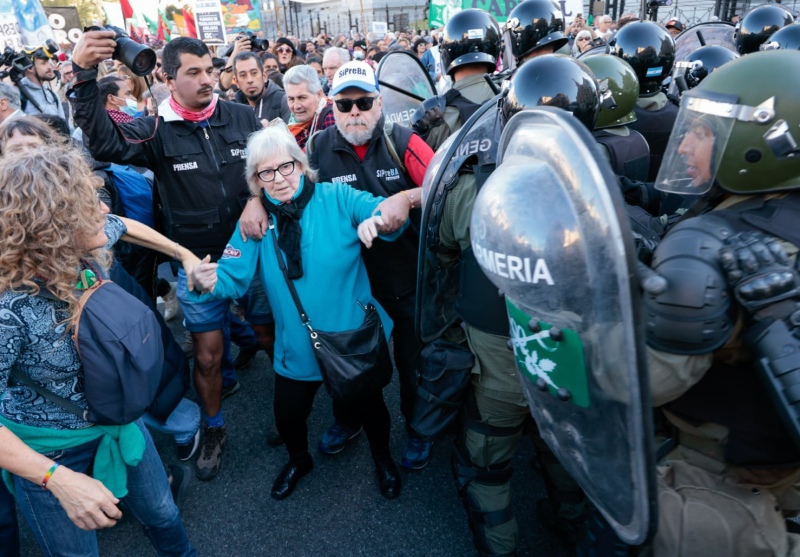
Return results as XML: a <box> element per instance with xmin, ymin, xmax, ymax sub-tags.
<box><xmin>0</xmin><ymin>215</ymin><xmax>127</xmax><ymax>430</ymax></box>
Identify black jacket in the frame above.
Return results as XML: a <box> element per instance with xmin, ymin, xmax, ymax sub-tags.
<box><xmin>70</xmin><ymin>68</ymin><xmax>260</xmax><ymax>261</ymax></box>
<box><xmin>234</xmin><ymin>79</ymin><xmax>290</xmax><ymax>123</ymax></box>
<box><xmin>308</xmin><ymin>118</ymin><xmax>420</xmax><ymax>300</ymax></box>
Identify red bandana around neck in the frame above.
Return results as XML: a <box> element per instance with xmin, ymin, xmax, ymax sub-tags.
<box><xmin>168</xmin><ymin>94</ymin><xmax>218</xmax><ymax>122</ymax></box>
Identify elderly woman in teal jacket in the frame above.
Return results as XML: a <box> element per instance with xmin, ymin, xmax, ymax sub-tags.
<box><xmin>190</xmin><ymin>124</ymin><xmax>411</xmax><ymax>501</ymax></box>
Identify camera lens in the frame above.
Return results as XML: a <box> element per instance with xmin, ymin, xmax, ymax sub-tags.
<box><xmin>117</xmin><ymin>36</ymin><xmax>157</xmax><ymax>76</ymax></box>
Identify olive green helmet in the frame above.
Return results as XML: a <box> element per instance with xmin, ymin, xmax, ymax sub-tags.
<box><xmin>583</xmin><ymin>54</ymin><xmax>639</xmax><ymax>130</ymax></box>
<box><xmin>655</xmin><ymin>50</ymin><xmax>800</xmax><ymax>196</ymax></box>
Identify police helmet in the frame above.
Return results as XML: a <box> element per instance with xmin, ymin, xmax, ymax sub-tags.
<box><xmin>502</xmin><ymin>54</ymin><xmax>599</xmax><ymax>130</ymax></box>
<box><xmin>440</xmin><ymin>9</ymin><xmax>501</xmax><ymax>76</ymax></box>
<box><xmin>734</xmin><ymin>4</ymin><xmax>795</xmax><ymax>54</ymax></box>
<box><xmin>674</xmin><ymin>45</ymin><xmax>739</xmax><ymax>89</ymax></box>
<box><xmin>583</xmin><ymin>54</ymin><xmax>639</xmax><ymax>129</ymax></box>
<box><xmin>608</xmin><ymin>21</ymin><xmax>675</xmax><ymax>95</ymax></box>
<box><xmin>504</xmin><ymin>0</ymin><xmax>569</xmax><ymax>61</ymax></box>
<box><xmin>656</xmin><ymin>50</ymin><xmax>800</xmax><ymax>195</ymax></box>
<box><xmin>760</xmin><ymin>22</ymin><xmax>800</xmax><ymax>50</ymax></box>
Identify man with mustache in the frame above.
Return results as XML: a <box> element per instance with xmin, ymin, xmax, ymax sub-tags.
<box><xmin>68</xmin><ymin>33</ymin><xmax>275</xmax><ymax>482</ymax></box>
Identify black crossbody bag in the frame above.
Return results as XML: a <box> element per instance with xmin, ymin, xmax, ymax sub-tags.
<box><xmin>268</xmin><ymin>216</ymin><xmax>392</xmax><ymax>401</ymax></box>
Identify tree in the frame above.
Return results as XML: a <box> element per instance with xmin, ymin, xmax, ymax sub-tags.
<box><xmin>40</xmin><ymin>0</ymin><xmax>106</xmax><ymax>27</ymax></box>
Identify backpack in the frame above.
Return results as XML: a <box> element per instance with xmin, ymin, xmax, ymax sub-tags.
<box><xmin>13</xmin><ymin>265</ymin><xmax>165</xmax><ymax>425</ymax></box>
<box><xmin>104</xmin><ymin>163</ymin><xmax>155</xmax><ymax>227</ymax></box>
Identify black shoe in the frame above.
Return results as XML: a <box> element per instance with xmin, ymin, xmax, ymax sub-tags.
<box><xmin>374</xmin><ymin>457</ymin><xmax>401</xmax><ymax>499</ymax></box>
<box><xmin>535</xmin><ymin>498</ymin><xmax>581</xmax><ymax>544</ymax></box>
<box><xmin>271</xmin><ymin>459</ymin><xmax>313</xmax><ymax>500</ymax></box>
<box><xmin>233</xmin><ymin>346</ymin><xmax>259</xmax><ymax>370</ymax></box>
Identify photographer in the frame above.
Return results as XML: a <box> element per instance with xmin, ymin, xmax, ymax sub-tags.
<box><xmin>69</xmin><ymin>30</ymin><xmax>275</xmax><ymax>482</ymax></box>
<box><xmin>19</xmin><ymin>45</ymin><xmax>65</xmax><ymax>119</ymax></box>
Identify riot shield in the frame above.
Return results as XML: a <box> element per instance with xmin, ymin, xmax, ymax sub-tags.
<box><xmin>674</xmin><ymin>21</ymin><xmax>737</xmax><ymax>62</ymax></box>
<box><xmin>470</xmin><ymin>107</ymin><xmax>656</xmax><ymax>545</ymax></box>
<box><xmin>415</xmin><ymin>96</ymin><xmax>503</xmax><ymax>343</ymax></box>
<box><xmin>376</xmin><ymin>50</ymin><xmax>436</xmax><ymax>128</ymax></box>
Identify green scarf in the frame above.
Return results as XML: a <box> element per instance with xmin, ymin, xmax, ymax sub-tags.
<box><xmin>0</xmin><ymin>416</ymin><xmax>145</xmax><ymax>498</ymax></box>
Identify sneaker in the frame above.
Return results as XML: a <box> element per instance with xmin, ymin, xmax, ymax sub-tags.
<box><xmin>181</xmin><ymin>331</ymin><xmax>194</xmax><ymax>357</ymax></box>
<box><xmin>233</xmin><ymin>345</ymin><xmax>259</xmax><ymax>370</ymax></box>
<box><xmin>168</xmin><ymin>464</ymin><xmax>190</xmax><ymax>508</ymax></box>
<box><xmin>401</xmin><ymin>437</ymin><xmax>432</xmax><ymax>470</ymax></box>
<box><xmin>162</xmin><ymin>282</ymin><xmax>179</xmax><ymax>321</ymax></box>
<box><xmin>177</xmin><ymin>428</ymin><xmax>201</xmax><ymax>461</ymax></box>
<box><xmin>221</xmin><ymin>380</ymin><xmax>241</xmax><ymax>400</ymax></box>
<box><xmin>196</xmin><ymin>426</ymin><xmax>227</xmax><ymax>481</ymax></box>
<box><xmin>318</xmin><ymin>423</ymin><xmax>363</xmax><ymax>455</ymax></box>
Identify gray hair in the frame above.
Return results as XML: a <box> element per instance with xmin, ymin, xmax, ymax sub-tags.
<box><xmin>284</xmin><ymin>64</ymin><xmax>322</xmax><ymax>95</ymax></box>
<box><xmin>597</xmin><ymin>15</ymin><xmax>613</xmax><ymax>24</ymax></box>
<box><xmin>323</xmin><ymin>47</ymin><xmax>351</xmax><ymax>66</ymax></box>
<box><xmin>245</xmin><ymin>123</ymin><xmax>318</xmax><ymax>196</ymax></box>
<box><xmin>0</xmin><ymin>83</ymin><xmax>21</xmax><ymax>110</ymax></box>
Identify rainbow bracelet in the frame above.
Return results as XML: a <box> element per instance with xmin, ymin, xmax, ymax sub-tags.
<box><xmin>41</xmin><ymin>463</ymin><xmax>59</xmax><ymax>489</ymax></box>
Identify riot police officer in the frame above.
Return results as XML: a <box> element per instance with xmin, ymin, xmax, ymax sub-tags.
<box><xmin>412</xmin><ymin>9</ymin><xmax>500</xmax><ymax>151</ymax></box>
<box><xmin>643</xmin><ymin>49</ymin><xmax>800</xmax><ymax>556</ymax></box>
<box><xmin>584</xmin><ymin>54</ymin><xmax>650</xmax><ymax>182</ymax></box>
<box><xmin>609</xmin><ymin>21</ymin><xmax>677</xmax><ymax>182</ymax></box>
<box><xmin>504</xmin><ymin>0</ymin><xmax>570</xmax><ymax>66</ymax></box>
<box><xmin>418</xmin><ymin>53</ymin><xmax>600</xmax><ymax>556</ymax></box>
<box><xmin>734</xmin><ymin>3</ymin><xmax>795</xmax><ymax>54</ymax></box>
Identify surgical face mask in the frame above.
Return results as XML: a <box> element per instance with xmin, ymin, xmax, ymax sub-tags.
<box><xmin>115</xmin><ymin>96</ymin><xmax>138</xmax><ymax>117</ymax></box>
<box><xmin>353</xmin><ymin>50</ymin><xmax>365</xmax><ymax>60</ymax></box>
<box><xmin>319</xmin><ymin>76</ymin><xmax>328</xmax><ymax>88</ymax></box>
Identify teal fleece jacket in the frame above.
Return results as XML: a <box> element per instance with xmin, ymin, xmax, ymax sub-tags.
<box><xmin>190</xmin><ymin>179</ymin><xmax>406</xmax><ymax>381</ymax></box>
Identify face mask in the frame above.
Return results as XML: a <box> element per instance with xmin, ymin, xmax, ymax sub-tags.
<box><xmin>115</xmin><ymin>96</ymin><xmax>138</xmax><ymax>116</ymax></box>
<box><xmin>353</xmin><ymin>51</ymin><xmax>365</xmax><ymax>60</ymax></box>
<box><xmin>319</xmin><ymin>76</ymin><xmax>327</xmax><ymax>88</ymax></box>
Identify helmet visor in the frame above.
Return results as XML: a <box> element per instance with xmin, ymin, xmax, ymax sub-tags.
<box><xmin>655</xmin><ymin>96</ymin><xmax>735</xmax><ymax>195</ymax></box>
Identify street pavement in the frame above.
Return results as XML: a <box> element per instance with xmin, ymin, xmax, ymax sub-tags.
<box><xmin>18</xmin><ymin>298</ymin><xmax>573</xmax><ymax>557</ymax></box>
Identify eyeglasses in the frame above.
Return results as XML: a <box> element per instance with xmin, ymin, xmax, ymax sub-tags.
<box><xmin>276</xmin><ymin>47</ymin><xmax>293</xmax><ymax>54</ymax></box>
<box><xmin>257</xmin><ymin>160</ymin><xmax>296</xmax><ymax>182</ymax></box>
<box><xmin>334</xmin><ymin>96</ymin><xmax>376</xmax><ymax>113</ymax></box>
<box><xmin>577</xmin><ymin>37</ymin><xmax>591</xmax><ymax>42</ymax></box>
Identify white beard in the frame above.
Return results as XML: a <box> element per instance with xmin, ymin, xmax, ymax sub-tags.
<box><xmin>336</xmin><ymin>115</ymin><xmax>379</xmax><ymax>146</ymax></box>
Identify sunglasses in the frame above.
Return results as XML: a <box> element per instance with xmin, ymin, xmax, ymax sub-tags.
<box><xmin>276</xmin><ymin>47</ymin><xmax>293</xmax><ymax>54</ymax></box>
<box><xmin>334</xmin><ymin>96</ymin><xmax>376</xmax><ymax>112</ymax></box>
<box><xmin>577</xmin><ymin>37</ymin><xmax>591</xmax><ymax>42</ymax></box>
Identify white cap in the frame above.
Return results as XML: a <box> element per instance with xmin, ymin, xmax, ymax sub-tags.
<box><xmin>330</xmin><ymin>61</ymin><xmax>380</xmax><ymax>96</ymax></box>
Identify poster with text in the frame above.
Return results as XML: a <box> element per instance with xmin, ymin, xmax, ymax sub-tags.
<box><xmin>196</xmin><ymin>0</ymin><xmax>226</xmax><ymax>43</ymax></box>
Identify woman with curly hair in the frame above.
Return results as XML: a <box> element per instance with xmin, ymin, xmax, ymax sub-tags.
<box><xmin>0</xmin><ymin>144</ymin><xmax>199</xmax><ymax>556</ymax></box>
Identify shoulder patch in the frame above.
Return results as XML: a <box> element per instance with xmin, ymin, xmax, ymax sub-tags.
<box><xmin>222</xmin><ymin>244</ymin><xmax>241</xmax><ymax>259</ymax></box>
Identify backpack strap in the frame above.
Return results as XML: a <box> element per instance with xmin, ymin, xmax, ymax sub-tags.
<box><xmin>71</xmin><ymin>283</ymin><xmax>106</xmax><ymax>360</ymax></box>
<box><xmin>382</xmin><ymin>122</ymin><xmax>407</xmax><ymax>175</ymax></box>
<box><xmin>10</xmin><ymin>368</ymin><xmax>88</xmax><ymax>421</ymax></box>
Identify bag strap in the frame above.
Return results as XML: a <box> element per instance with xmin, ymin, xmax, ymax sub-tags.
<box><xmin>382</xmin><ymin>122</ymin><xmax>407</xmax><ymax>175</ymax></box>
<box><xmin>267</xmin><ymin>215</ymin><xmax>316</xmax><ymax>334</ymax></box>
<box><xmin>10</xmin><ymin>368</ymin><xmax>89</xmax><ymax>422</ymax></box>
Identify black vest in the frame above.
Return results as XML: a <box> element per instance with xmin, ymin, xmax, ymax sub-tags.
<box><xmin>310</xmin><ymin>119</ymin><xmax>419</xmax><ymax>300</ymax></box>
<box><xmin>444</xmin><ymin>88</ymin><xmax>481</xmax><ymax>127</ymax></box>
<box><xmin>453</xmin><ymin>163</ymin><xmax>510</xmax><ymax>336</ymax></box>
<box><xmin>629</xmin><ymin>101</ymin><xmax>679</xmax><ymax>182</ymax></box>
<box><xmin>593</xmin><ymin>128</ymin><xmax>651</xmax><ymax>182</ymax></box>
<box><xmin>666</xmin><ymin>193</ymin><xmax>800</xmax><ymax>466</ymax></box>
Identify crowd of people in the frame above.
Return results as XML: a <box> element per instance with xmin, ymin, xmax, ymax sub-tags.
<box><xmin>2</xmin><ymin>1</ymin><xmax>800</xmax><ymax>556</ymax></box>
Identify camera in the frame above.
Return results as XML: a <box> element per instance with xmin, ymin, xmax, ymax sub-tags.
<box><xmin>0</xmin><ymin>46</ymin><xmax>33</xmax><ymax>81</ymax></box>
<box><xmin>86</xmin><ymin>25</ymin><xmax>156</xmax><ymax>77</ymax></box>
<box><xmin>223</xmin><ymin>32</ymin><xmax>269</xmax><ymax>57</ymax></box>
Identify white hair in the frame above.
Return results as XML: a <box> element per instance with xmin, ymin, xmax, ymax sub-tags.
<box><xmin>284</xmin><ymin>64</ymin><xmax>322</xmax><ymax>95</ymax></box>
<box><xmin>323</xmin><ymin>47</ymin><xmax>351</xmax><ymax>66</ymax></box>
<box><xmin>245</xmin><ymin>124</ymin><xmax>317</xmax><ymax>195</ymax></box>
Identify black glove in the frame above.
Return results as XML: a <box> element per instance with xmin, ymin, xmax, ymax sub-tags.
<box><xmin>411</xmin><ymin>95</ymin><xmax>447</xmax><ymax>138</ymax></box>
<box><xmin>718</xmin><ymin>231</ymin><xmax>800</xmax><ymax>321</ymax></box>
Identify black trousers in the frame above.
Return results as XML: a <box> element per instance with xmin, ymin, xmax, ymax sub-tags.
<box><xmin>274</xmin><ymin>373</ymin><xmax>392</xmax><ymax>463</ymax></box>
<box><xmin>333</xmin><ymin>292</ymin><xmax>420</xmax><ymax>433</ymax></box>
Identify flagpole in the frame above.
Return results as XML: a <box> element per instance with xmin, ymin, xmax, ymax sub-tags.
<box><xmin>359</xmin><ymin>0</ymin><xmax>365</xmax><ymax>37</ymax></box>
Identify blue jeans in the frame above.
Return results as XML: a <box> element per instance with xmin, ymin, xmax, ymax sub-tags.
<box><xmin>14</xmin><ymin>422</ymin><xmax>196</xmax><ymax>557</ymax></box>
<box><xmin>143</xmin><ymin>398</ymin><xmax>200</xmax><ymax>446</ymax></box>
<box><xmin>0</xmin><ymin>478</ymin><xmax>19</xmax><ymax>557</ymax></box>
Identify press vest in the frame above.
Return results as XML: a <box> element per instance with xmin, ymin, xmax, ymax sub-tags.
<box><xmin>309</xmin><ymin>119</ymin><xmax>419</xmax><ymax>300</ymax></box>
